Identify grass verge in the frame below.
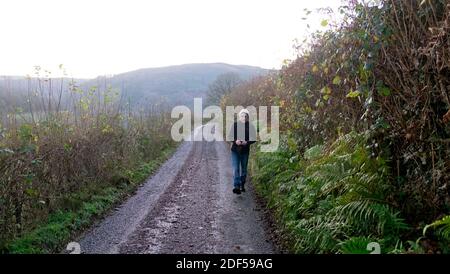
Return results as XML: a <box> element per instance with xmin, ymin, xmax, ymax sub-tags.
<box><xmin>4</xmin><ymin>144</ymin><xmax>178</xmax><ymax>254</ymax></box>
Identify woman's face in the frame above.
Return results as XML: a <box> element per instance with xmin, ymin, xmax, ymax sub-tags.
<box><xmin>239</xmin><ymin>113</ymin><xmax>248</xmax><ymax>123</ymax></box>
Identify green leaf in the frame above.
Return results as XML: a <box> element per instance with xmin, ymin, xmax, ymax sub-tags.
<box><xmin>25</xmin><ymin>188</ymin><xmax>38</xmax><ymax>197</ymax></box>
<box><xmin>64</xmin><ymin>143</ymin><xmax>72</xmax><ymax>152</ymax></box>
<box><xmin>304</xmin><ymin>145</ymin><xmax>323</xmax><ymax>160</ymax></box>
<box><xmin>346</xmin><ymin>89</ymin><xmax>361</xmax><ymax>98</ymax></box>
<box><xmin>315</xmin><ymin>99</ymin><xmax>324</xmax><ymax>108</ymax></box>
<box><xmin>321</xmin><ymin>19</ymin><xmax>328</xmax><ymax>27</ymax></box>
<box><xmin>320</xmin><ymin>86</ymin><xmax>331</xmax><ymax>95</ymax></box>
<box><xmin>374</xmin><ymin>117</ymin><xmax>390</xmax><ymax>129</ymax></box>
<box><xmin>339</xmin><ymin>237</ymin><xmax>374</xmax><ymax>254</ymax></box>
<box><xmin>378</xmin><ymin>86</ymin><xmax>391</xmax><ymax>96</ymax></box>
<box><xmin>31</xmin><ymin>159</ymin><xmax>42</xmax><ymax>165</ymax></box>
<box><xmin>332</xmin><ymin>76</ymin><xmax>341</xmax><ymax>85</ymax></box>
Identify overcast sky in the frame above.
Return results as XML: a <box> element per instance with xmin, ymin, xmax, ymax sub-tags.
<box><xmin>0</xmin><ymin>0</ymin><xmax>342</xmax><ymax>78</ymax></box>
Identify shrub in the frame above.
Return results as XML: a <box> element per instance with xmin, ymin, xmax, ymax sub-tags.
<box><xmin>0</xmin><ymin>75</ymin><xmax>175</xmax><ymax>250</ymax></box>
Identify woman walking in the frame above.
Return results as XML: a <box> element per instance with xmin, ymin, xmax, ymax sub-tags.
<box><xmin>227</xmin><ymin>109</ymin><xmax>256</xmax><ymax>194</ymax></box>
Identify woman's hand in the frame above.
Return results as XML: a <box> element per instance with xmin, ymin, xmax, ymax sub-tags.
<box><xmin>236</xmin><ymin>140</ymin><xmax>247</xmax><ymax>145</ymax></box>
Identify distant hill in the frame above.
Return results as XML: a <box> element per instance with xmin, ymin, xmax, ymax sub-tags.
<box><xmin>0</xmin><ymin>63</ymin><xmax>270</xmax><ymax>111</ymax></box>
<box><xmin>83</xmin><ymin>63</ymin><xmax>269</xmax><ymax>107</ymax></box>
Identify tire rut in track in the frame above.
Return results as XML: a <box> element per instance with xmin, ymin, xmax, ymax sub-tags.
<box><xmin>119</xmin><ymin>140</ymin><xmax>220</xmax><ymax>253</ymax></box>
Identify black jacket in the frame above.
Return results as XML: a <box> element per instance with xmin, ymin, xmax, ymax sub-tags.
<box><xmin>227</xmin><ymin>121</ymin><xmax>257</xmax><ymax>154</ymax></box>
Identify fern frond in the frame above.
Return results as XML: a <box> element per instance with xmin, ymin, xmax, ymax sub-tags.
<box><xmin>338</xmin><ymin>236</ymin><xmax>376</xmax><ymax>254</ymax></box>
<box><xmin>423</xmin><ymin>215</ymin><xmax>450</xmax><ymax>240</ymax></box>
<box><xmin>332</xmin><ymin>199</ymin><xmax>408</xmax><ymax>235</ymax></box>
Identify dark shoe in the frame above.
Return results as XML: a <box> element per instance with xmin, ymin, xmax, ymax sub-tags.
<box><xmin>241</xmin><ymin>185</ymin><xmax>246</xmax><ymax>192</ymax></box>
<box><xmin>233</xmin><ymin>187</ymin><xmax>241</xmax><ymax>195</ymax></box>
<box><xmin>241</xmin><ymin>178</ymin><xmax>246</xmax><ymax>192</ymax></box>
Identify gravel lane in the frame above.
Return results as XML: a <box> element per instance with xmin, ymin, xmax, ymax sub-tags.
<box><xmin>77</xmin><ymin>131</ymin><xmax>275</xmax><ymax>254</ymax></box>
<box><xmin>77</xmin><ymin>141</ymin><xmax>193</xmax><ymax>254</ymax></box>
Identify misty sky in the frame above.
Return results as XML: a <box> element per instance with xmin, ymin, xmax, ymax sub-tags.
<box><xmin>0</xmin><ymin>0</ymin><xmax>342</xmax><ymax>78</ymax></box>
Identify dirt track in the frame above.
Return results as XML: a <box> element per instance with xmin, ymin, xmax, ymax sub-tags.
<box><xmin>78</xmin><ymin>129</ymin><xmax>275</xmax><ymax>254</ymax></box>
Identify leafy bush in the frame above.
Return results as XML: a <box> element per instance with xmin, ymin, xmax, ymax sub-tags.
<box><xmin>231</xmin><ymin>0</ymin><xmax>449</xmax><ymax>253</ymax></box>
